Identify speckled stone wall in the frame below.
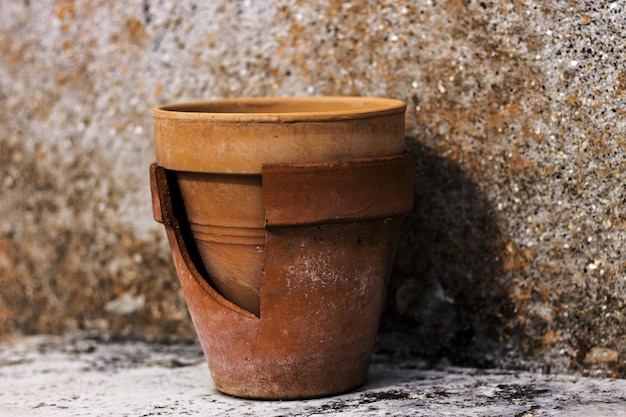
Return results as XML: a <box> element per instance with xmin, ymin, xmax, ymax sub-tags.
<box><xmin>1</xmin><ymin>1</ymin><xmax>624</xmax><ymax>377</ymax></box>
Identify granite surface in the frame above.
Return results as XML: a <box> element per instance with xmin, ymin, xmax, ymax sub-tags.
<box><xmin>1</xmin><ymin>334</ymin><xmax>626</xmax><ymax>416</ymax></box>
<box><xmin>0</xmin><ymin>0</ymin><xmax>624</xmax><ymax>377</ymax></box>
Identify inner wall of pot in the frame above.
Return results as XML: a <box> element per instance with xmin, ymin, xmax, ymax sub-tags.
<box><xmin>158</xmin><ymin>97</ymin><xmax>404</xmax><ymax>117</ymax></box>
<box><xmin>176</xmin><ymin>171</ymin><xmax>266</xmax><ymax>317</ymax></box>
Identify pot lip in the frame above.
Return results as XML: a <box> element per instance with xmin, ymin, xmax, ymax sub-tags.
<box><xmin>152</xmin><ymin>96</ymin><xmax>406</xmax><ymax>123</ymax></box>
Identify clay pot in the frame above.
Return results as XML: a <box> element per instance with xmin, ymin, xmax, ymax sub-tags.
<box><xmin>151</xmin><ymin>97</ymin><xmax>413</xmax><ymax>399</ymax></box>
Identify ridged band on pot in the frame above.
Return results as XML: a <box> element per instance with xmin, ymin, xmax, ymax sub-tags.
<box><xmin>174</xmin><ymin>171</ymin><xmax>266</xmax><ymax>315</ymax></box>
<box><xmin>150</xmin><ymin>152</ymin><xmax>413</xmax><ymax>400</ymax></box>
<box><xmin>152</xmin><ymin>96</ymin><xmax>406</xmax><ymax>174</ymax></box>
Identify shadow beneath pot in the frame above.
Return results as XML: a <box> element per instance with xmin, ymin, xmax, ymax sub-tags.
<box><xmin>377</xmin><ymin>141</ymin><xmax>513</xmax><ymax>368</ymax></box>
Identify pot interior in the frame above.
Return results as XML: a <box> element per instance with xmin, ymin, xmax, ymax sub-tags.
<box><xmin>157</xmin><ymin>97</ymin><xmax>404</xmax><ymax>118</ymax></box>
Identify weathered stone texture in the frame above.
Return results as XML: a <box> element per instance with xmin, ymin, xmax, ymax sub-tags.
<box><xmin>0</xmin><ymin>1</ymin><xmax>624</xmax><ymax>377</ymax></box>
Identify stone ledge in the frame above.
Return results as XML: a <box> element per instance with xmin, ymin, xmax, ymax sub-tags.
<box><xmin>1</xmin><ymin>334</ymin><xmax>625</xmax><ymax>416</ymax></box>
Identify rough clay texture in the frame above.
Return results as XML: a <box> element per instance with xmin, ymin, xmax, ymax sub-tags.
<box><xmin>0</xmin><ymin>0</ymin><xmax>624</xmax><ymax>378</ymax></box>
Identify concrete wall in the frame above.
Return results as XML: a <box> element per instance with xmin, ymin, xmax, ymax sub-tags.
<box><xmin>1</xmin><ymin>0</ymin><xmax>624</xmax><ymax>377</ymax></box>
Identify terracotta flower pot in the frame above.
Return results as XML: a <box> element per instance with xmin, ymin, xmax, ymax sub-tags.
<box><xmin>150</xmin><ymin>97</ymin><xmax>413</xmax><ymax>399</ymax></box>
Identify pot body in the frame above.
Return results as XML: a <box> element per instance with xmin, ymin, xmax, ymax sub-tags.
<box><xmin>151</xmin><ymin>97</ymin><xmax>413</xmax><ymax>399</ymax></box>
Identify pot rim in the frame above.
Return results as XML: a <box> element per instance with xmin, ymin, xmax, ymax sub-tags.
<box><xmin>152</xmin><ymin>96</ymin><xmax>406</xmax><ymax>123</ymax></box>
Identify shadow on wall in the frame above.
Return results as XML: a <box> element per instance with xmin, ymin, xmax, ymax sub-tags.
<box><xmin>378</xmin><ymin>140</ymin><xmax>514</xmax><ymax>368</ymax></box>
